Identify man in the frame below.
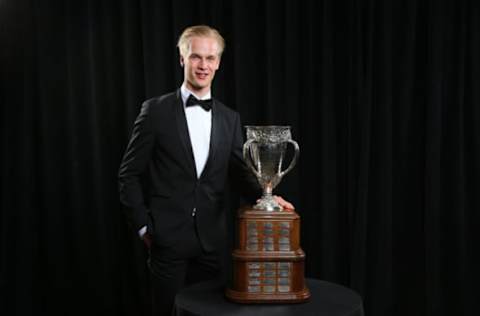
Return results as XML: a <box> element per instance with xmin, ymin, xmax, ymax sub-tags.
<box><xmin>118</xmin><ymin>25</ymin><xmax>293</xmax><ymax>315</ymax></box>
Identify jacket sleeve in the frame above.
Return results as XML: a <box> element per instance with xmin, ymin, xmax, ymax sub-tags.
<box><xmin>118</xmin><ymin>100</ymin><xmax>155</xmax><ymax>232</ymax></box>
<box><xmin>229</xmin><ymin>112</ymin><xmax>262</xmax><ymax>205</ymax></box>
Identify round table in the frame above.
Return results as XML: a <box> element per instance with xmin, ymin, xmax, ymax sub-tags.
<box><xmin>174</xmin><ymin>278</ymin><xmax>364</xmax><ymax>316</ymax></box>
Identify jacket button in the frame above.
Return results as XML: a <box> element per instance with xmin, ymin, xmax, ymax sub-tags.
<box><xmin>191</xmin><ymin>208</ymin><xmax>196</xmax><ymax>217</ymax></box>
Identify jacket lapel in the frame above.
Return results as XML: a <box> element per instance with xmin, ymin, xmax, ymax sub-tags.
<box><xmin>174</xmin><ymin>89</ymin><xmax>197</xmax><ymax>178</ymax></box>
<box><xmin>200</xmin><ymin>99</ymin><xmax>221</xmax><ymax>179</ymax></box>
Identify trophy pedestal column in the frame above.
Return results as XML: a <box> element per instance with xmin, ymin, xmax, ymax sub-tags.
<box><xmin>225</xmin><ymin>206</ymin><xmax>310</xmax><ymax>303</ymax></box>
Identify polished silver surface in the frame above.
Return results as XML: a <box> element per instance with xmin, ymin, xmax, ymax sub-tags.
<box><xmin>248</xmin><ymin>228</ymin><xmax>258</xmax><ymax>235</ymax></box>
<box><xmin>243</xmin><ymin>126</ymin><xmax>300</xmax><ymax>211</ymax></box>
<box><xmin>263</xmin><ymin>229</ymin><xmax>274</xmax><ymax>236</ymax></box>
<box><xmin>264</xmin><ymin>236</ymin><xmax>274</xmax><ymax>246</ymax></box>
<box><xmin>279</xmin><ymin>228</ymin><xmax>290</xmax><ymax>236</ymax></box>
<box><xmin>263</xmin><ymin>222</ymin><xmax>273</xmax><ymax>228</ymax></box>
<box><xmin>263</xmin><ymin>244</ymin><xmax>274</xmax><ymax>251</ymax></box>
<box><xmin>279</xmin><ymin>262</ymin><xmax>291</xmax><ymax>269</ymax></box>
<box><xmin>248</xmin><ymin>262</ymin><xmax>261</xmax><ymax>269</ymax></box>
<box><xmin>249</xmin><ymin>263</ymin><xmax>261</xmax><ymax>269</ymax></box>
<box><xmin>278</xmin><ymin>278</ymin><xmax>290</xmax><ymax>285</ymax></box>
<box><xmin>279</xmin><ymin>244</ymin><xmax>291</xmax><ymax>251</ymax></box>
<box><xmin>249</xmin><ymin>279</ymin><xmax>261</xmax><ymax>285</ymax></box>
<box><xmin>264</xmin><ymin>278</ymin><xmax>275</xmax><ymax>285</ymax></box>
<box><xmin>246</xmin><ymin>241</ymin><xmax>258</xmax><ymax>251</ymax></box>
<box><xmin>265</xmin><ymin>262</ymin><xmax>276</xmax><ymax>270</ymax></box>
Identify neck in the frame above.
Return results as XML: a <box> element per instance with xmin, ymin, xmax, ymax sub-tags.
<box><xmin>184</xmin><ymin>82</ymin><xmax>210</xmax><ymax>98</ymax></box>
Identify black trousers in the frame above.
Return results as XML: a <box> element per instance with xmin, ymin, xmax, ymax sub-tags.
<box><xmin>148</xmin><ymin>228</ymin><xmax>224</xmax><ymax>316</ymax></box>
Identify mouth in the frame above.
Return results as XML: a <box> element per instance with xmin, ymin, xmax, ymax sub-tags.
<box><xmin>195</xmin><ymin>72</ymin><xmax>209</xmax><ymax>80</ymax></box>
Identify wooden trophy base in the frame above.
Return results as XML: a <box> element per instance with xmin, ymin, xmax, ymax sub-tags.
<box><xmin>226</xmin><ymin>206</ymin><xmax>310</xmax><ymax>304</ymax></box>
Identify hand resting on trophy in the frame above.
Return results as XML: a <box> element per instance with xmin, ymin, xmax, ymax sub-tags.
<box><xmin>256</xmin><ymin>195</ymin><xmax>295</xmax><ymax>211</ymax></box>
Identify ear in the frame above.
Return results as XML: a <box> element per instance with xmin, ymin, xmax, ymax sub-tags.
<box><xmin>214</xmin><ymin>56</ymin><xmax>221</xmax><ymax>70</ymax></box>
<box><xmin>179</xmin><ymin>55</ymin><xmax>184</xmax><ymax>67</ymax></box>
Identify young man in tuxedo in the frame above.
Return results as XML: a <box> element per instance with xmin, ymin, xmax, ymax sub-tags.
<box><xmin>118</xmin><ymin>25</ymin><xmax>294</xmax><ymax>315</ymax></box>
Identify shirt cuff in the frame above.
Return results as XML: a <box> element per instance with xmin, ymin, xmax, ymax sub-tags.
<box><xmin>138</xmin><ymin>226</ymin><xmax>147</xmax><ymax>239</ymax></box>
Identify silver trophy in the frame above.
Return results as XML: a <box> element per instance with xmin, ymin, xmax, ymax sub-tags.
<box><xmin>243</xmin><ymin>126</ymin><xmax>299</xmax><ymax>211</ymax></box>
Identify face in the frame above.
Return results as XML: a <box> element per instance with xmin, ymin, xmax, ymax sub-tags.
<box><xmin>180</xmin><ymin>36</ymin><xmax>221</xmax><ymax>97</ymax></box>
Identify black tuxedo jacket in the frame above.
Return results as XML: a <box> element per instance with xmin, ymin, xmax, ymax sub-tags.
<box><xmin>118</xmin><ymin>90</ymin><xmax>256</xmax><ymax>252</ymax></box>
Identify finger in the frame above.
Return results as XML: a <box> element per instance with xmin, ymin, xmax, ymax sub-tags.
<box><xmin>281</xmin><ymin>201</ymin><xmax>294</xmax><ymax>210</ymax></box>
<box><xmin>274</xmin><ymin>196</ymin><xmax>295</xmax><ymax>210</ymax></box>
<box><xmin>283</xmin><ymin>201</ymin><xmax>294</xmax><ymax>210</ymax></box>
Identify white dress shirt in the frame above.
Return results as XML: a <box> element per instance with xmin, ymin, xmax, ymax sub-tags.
<box><xmin>180</xmin><ymin>84</ymin><xmax>212</xmax><ymax>178</ymax></box>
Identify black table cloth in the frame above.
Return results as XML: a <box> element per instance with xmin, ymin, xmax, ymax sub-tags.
<box><xmin>174</xmin><ymin>278</ymin><xmax>364</xmax><ymax>316</ymax></box>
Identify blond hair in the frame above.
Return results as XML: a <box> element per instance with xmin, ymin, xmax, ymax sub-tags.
<box><xmin>177</xmin><ymin>25</ymin><xmax>225</xmax><ymax>57</ymax></box>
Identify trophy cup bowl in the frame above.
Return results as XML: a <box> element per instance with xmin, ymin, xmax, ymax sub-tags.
<box><xmin>243</xmin><ymin>126</ymin><xmax>299</xmax><ymax>211</ymax></box>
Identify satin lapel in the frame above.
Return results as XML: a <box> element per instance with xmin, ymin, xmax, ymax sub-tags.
<box><xmin>174</xmin><ymin>90</ymin><xmax>197</xmax><ymax>178</ymax></box>
<box><xmin>201</xmin><ymin>100</ymin><xmax>221</xmax><ymax>179</ymax></box>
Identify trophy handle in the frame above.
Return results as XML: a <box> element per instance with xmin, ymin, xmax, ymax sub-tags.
<box><xmin>243</xmin><ymin>139</ymin><xmax>262</xmax><ymax>178</ymax></box>
<box><xmin>279</xmin><ymin>139</ymin><xmax>299</xmax><ymax>178</ymax></box>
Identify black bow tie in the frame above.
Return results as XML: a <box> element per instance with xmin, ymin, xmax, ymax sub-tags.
<box><xmin>186</xmin><ymin>95</ymin><xmax>212</xmax><ymax>111</ymax></box>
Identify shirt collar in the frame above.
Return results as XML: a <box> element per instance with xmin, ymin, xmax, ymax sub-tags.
<box><xmin>180</xmin><ymin>83</ymin><xmax>212</xmax><ymax>107</ymax></box>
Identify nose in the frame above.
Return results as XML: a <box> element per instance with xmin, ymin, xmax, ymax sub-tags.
<box><xmin>198</xmin><ymin>58</ymin><xmax>206</xmax><ymax>69</ymax></box>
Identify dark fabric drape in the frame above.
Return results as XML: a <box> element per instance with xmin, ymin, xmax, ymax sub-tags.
<box><xmin>1</xmin><ymin>0</ymin><xmax>478</xmax><ymax>315</ymax></box>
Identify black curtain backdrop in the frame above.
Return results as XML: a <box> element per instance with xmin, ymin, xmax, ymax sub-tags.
<box><xmin>1</xmin><ymin>0</ymin><xmax>479</xmax><ymax>315</ymax></box>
